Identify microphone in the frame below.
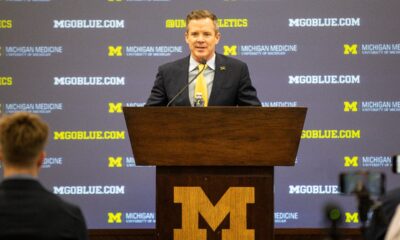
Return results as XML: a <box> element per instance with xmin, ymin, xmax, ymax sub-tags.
<box><xmin>166</xmin><ymin>58</ymin><xmax>207</xmax><ymax>107</ymax></box>
<box><xmin>323</xmin><ymin>203</ymin><xmax>342</xmax><ymax>240</ymax></box>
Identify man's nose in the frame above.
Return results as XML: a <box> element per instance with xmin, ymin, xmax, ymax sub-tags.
<box><xmin>196</xmin><ymin>35</ymin><xmax>205</xmax><ymax>42</ymax></box>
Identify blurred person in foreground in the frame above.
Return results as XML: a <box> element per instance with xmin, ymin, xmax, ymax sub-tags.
<box><xmin>384</xmin><ymin>204</ymin><xmax>400</xmax><ymax>240</ymax></box>
<box><xmin>366</xmin><ymin>187</ymin><xmax>400</xmax><ymax>240</ymax></box>
<box><xmin>0</xmin><ymin>112</ymin><xmax>88</xmax><ymax>240</ymax></box>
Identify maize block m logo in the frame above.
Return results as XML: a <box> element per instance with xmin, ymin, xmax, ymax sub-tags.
<box><xmin>108</xmin><ymin>156</ymin><xmax>123</xmax><ymax>167</ymax></box>
<box><xmin>344</xmin><ymin>156</ymin><xmax>359</xmax><ymax>167</ymax></box>
<box><xmin>108</xmin><ymin>46</ymin><xmax>123</xmax><ymax>56</ymax></box>
<box><xmin>108</xmin><ymin>212</ymin><xmax>122</xmax><ymax>223</ymax></box>
<box><xmin>174</xmin><ymin>186</ymin><xmax>255</xmax><ymax>240</ymax></box>
<box><xmin>345</xmin><ymin>212</ymin><xmax>359</xmax><ymax>223</ymax></box>
<box><xmin>344</xmin><ymin>101</ymin><xmax>358</xmax><ymax>112</ymax></box>
<box><xmin>223</xmin><ymin>45</ymin><xmax>237</xmax><ymax>56</ymax></box>
<box><xmin>109</xmin><ymin>102</ymin><xmax>123</xmax><ymax>113</ymax></box>
<box><xmin>344</xmin><ymin>44</ymin><xmax>358</xmax><ymax>55</ymax></box>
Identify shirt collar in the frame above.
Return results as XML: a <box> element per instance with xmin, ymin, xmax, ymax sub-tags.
<box><xmin>189</xmin><ymin>53</ymin><xmax>216</xmax><ymax>72</ymax></box>
<box><xmin>3</xmin><ymin>174</ymin><xmax>38</xmax><ymax>180</ymax></box>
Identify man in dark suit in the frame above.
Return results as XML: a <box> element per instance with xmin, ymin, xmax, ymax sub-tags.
<box><xmin>366</xmin><ymin>187</ymin><xmax>400</xmax><ymax>240</ymax></box>
<box><xmin>146</xmin><ymin>9</ymin><xmax>261</xmax><ymax>106</ymax></box>
<box><xmin>0</xmin><ymin>112</ymin><xmax>88</xmax><ymax>240</ymax></box>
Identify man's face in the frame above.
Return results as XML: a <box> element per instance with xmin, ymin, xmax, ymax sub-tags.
<box><xmin>185</xmin><ymin>18</ymin><xmax>220</xmax><ymax>62</ymax></box>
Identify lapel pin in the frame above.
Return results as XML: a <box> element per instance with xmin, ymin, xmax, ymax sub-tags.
<box><xmin>220</xmin><ymin>66</ymin><xmax>226</xmax><ymax>71</ymax></box>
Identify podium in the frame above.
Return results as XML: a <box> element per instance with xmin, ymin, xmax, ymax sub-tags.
<box><xmin>123</xmin><ymin>107</ymin><xmax>306</xmax><ymax>240</ymax></box>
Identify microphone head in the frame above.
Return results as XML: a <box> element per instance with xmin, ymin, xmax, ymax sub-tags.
<box><xmin>200</xmin><ymin>58</ymin><xmax>207</xmax><ymax>65</ymax></box>
<box><xmin>324</xmin><ymin>203</ymin><xmax>342</xmax><ymax>223</ymax></box>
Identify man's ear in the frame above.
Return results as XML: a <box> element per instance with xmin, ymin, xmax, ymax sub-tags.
<box><xmin>215</xmin><ymin>32</ymin><xmax>221</xmax><ymax>45</ymax></box>
<box><xmin>0</xmin><ymin>148</ymin><xmax>3</xmax><ymax>162</ymax></box>
<box><xmin>37</xmin><ymin>151</ymin><xmax>46</xmax><ymax>168</ymax></box>
<box><xmin>185</xmin><ymin>31</ymin><xmax>189</xmax><ymax>44</ymax></box>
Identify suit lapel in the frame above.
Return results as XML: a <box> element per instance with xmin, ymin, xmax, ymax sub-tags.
<box><xmin>175</xmin><ymin>56</ymin><xmax>191</xmax><ymax>106</ymax></box>
<box><xmin>209</xmin><ymin>54</ymin><xmax>226</xmax><ymax>105</ymax></box>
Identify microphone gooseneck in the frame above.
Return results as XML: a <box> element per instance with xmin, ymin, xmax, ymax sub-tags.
<box><xmin>166</xmin><ymin>58</ymin><xmax>208</xmax><ymax>107</ymax></box>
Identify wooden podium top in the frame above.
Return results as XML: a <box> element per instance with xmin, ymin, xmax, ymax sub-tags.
<box><xmin>123</xmin><ymin>107</ymin><xmax>306</xmax><ymax>166</ymax></box>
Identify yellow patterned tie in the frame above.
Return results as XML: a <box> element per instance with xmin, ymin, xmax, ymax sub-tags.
<box><xmin>194</xmin><ymin>64</ymin><xmax>208</xmax><ymax>107</ymax></box>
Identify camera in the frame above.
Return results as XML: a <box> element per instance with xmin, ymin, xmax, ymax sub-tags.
<box><xmin>339</xmin><ymin>171</ymin><xmax>385</xmax><ymax>197</ymax></box>
<box><xmin>392</xmin><ymin>154</ymin><xmax>400</xmax><ymax>174</ymax></box>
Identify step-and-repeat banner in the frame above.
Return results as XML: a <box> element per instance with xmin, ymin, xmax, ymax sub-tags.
<box><xmin>1</xmin><ymin>0</ymin><xmax>400</xmax><ymax>229</ymax></box>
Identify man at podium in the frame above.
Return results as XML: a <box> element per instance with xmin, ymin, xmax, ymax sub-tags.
<box><xmin>145</xmin><ymin>9</ymin><xmax>261</xmax><ymax>107</ymax></box>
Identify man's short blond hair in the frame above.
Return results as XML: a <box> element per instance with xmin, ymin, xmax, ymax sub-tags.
<box><xmin>186</xmin><ymin>9</ymin><xmax>219</xmax><ymax>33</ymax></box>
<box><xmin>0</xmin><ymin>112</ymin><xmax>48</xmax><ymax>167</ymax></box>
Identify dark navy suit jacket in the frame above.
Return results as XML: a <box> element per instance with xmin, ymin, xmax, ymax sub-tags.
<box><xmin>0</xmin><ymin>179</ymin><xmax>88</xmax><ymax>240</ymax></box>
<box><xmin>145</xmin><ymin>53</ymin><xmax>261</xmax><ymax>106</ymax></box>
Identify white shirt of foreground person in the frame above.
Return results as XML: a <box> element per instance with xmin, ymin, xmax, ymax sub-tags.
<box><xmin>385</xmin><ymin>205</ymin><xmax>400</xmax><ymax>240</ymax></box>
